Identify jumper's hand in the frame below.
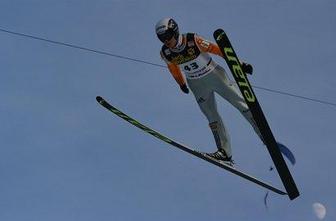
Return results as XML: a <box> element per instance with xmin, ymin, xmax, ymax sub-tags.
<box><xmin>241</xmin><ymin>62</ymin><xmax>253</xmax><ymax>75</ymax></box>
<box><xmin>180</xmin><ymin>84</ymin><xmax>189</xmax><ymax>94</ymax></box>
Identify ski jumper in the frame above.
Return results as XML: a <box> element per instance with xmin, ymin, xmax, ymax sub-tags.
<box><xmin>160</xmin><ymin>33</ymin><xmax>263</xmax><ymax>158</ymax></box>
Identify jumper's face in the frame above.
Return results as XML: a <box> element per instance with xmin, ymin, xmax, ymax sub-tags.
<box><xmin>164</xmin><ymin>36</ymin><xmax>177</xmax><ymax>49</ymax></box>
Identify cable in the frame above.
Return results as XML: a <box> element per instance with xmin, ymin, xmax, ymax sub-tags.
<box><xmin>1</xmin><ymin>27</ymin><xmax>335</xmax><ymax>108</ymax></box>
<box><xmin>253</xmin><ymin>86</ymin><xmax>336</xmax><ymax>107</ymax></box>
<box><xmin>0</xmin><ymin>28</ymin><xmax>163</xmax><ymax>68</ymax></box>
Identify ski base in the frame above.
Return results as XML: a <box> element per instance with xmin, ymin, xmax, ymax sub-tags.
<box><xmin>213</xmin><ymin>28</ymin><xmax>299</xmax><ymax>200</ymax></box>
<box><xmin>96</xmin><ymin>96</ymin><xmax>287</xmax><ymax>196</ymax></box>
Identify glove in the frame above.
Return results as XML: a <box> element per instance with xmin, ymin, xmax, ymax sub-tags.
<box><xmin>241</xmin><ymin>62</ymin><xmax>253</xmax><ymax>75</ymax></box>
<box><xmin>180</xmin><ymin>84</ymin><xmax>189</xmax><ymax>94</ymax></box>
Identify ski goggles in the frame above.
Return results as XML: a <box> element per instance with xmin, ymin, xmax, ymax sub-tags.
<box><xmin>157</xmin><ymin>31</ymin><xmax>175</xmax><ymax>43</ymax></box>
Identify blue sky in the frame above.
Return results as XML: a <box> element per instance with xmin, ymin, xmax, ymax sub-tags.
<box><xmin>1</xmin><ymin>0</ymin><xmax>335</xmax><ymax>220</ymax></box>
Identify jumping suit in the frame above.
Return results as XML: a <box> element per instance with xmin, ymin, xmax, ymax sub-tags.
<box><xmin>160</xmin><ymin>33</ymin><xmax>263</xmax><ymax>158</ymax></box>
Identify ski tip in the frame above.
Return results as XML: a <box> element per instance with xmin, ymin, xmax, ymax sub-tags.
<box><xmin>213</xmin><ymin>28</ymin><xmax>225</xmax><ymax>39</ymax></box>
<box><xmin>96</xmin><ymin>96</ymin><xmax>103</xmax><ymax>103</ymax></box>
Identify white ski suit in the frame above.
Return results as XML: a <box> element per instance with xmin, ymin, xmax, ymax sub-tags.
<box><xmin>160</xmin><ymin>33</ymin><xmax>263</xmax><ymax>158</ymax></box>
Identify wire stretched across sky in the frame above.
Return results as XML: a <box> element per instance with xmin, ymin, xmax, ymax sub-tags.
<box><xmin>1</xmin><ymin>27</ymin><xmax>335</xmax><ymax>108</ymax></box>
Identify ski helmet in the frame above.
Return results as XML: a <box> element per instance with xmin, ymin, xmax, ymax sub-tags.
<box><xmin>155</xmin><ymin>18</ymin><xmax>179</xmax><ymax>43</ymax></box>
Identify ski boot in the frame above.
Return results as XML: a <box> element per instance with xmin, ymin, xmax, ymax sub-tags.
<box><xmin>207</xmin><ymin>149</ymin><xmax>234</xmax><ymax>166</ymax></box>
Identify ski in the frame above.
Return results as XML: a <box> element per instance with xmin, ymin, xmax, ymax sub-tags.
<box><xmin>96</xmin><ymin>96</ymin><xmax>287</xmax><ymax>196</ymax></box>
<box><xmin>213</xmin><ymin>29</ymin><xmax>299</xmax><ymax>200</ymax></box>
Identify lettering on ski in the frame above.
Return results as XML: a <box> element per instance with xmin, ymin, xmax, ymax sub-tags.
<box><xmin>96</xmin><ymin>96</ymin><xmax>287</xmax><ymax>196</ymax></box>
<box><xmin>213</xmin><ymin>29</ymin><xmax>299</xmax><ymax>200</ymax></box>
<box><xmin>223</xmin><ymin>47</ymin><xmax>255</xmax><ymax>103</ymax></box>
<box><xmin>107</xmin><ymin>105</ymin><xmax>172</xmax><ymax>143</ymax></box>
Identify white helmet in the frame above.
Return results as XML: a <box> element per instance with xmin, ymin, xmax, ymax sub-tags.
<box><xmin>155</xmin><ymin>18</ymin><xmax>179</xmax><ymax>43</ymax></box>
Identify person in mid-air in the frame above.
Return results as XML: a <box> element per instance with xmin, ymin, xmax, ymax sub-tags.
<box><xmin>155</xmin><ymin>18</ymin><xmax>264</xmax><ymax>165</ymax></box>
